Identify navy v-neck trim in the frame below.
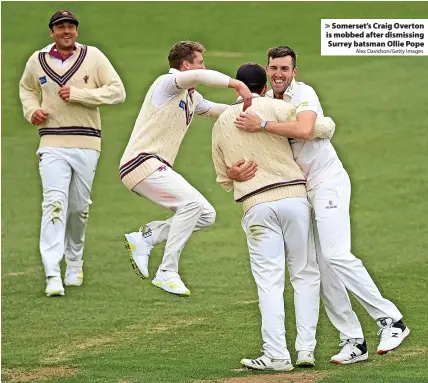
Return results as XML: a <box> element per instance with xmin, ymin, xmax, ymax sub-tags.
<box><xmin>38</xmin><ymin>45</ymin><xmax>88</xmax><ymax>87</ymax></box>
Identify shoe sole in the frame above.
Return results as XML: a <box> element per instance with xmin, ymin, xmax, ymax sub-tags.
<box><xmin>241</xmin><ymin>362</ymin><xmax>294</xmax><ymax>372</ymax></box>
<box><xmin>296</xmin><ymin>360</ymin><xmax>315</xmax><ymax>367</ymax></box>
<box><xmin>330</xmin><ymin>352</ymin><xmax>368</xmax><ymax>365</ymax></box>
<box><xmin>152</xmin><ymin>281</ymin><xmax>190</xmax><ymax>297</ymax></box>
<box><xmin>46</xmin><ymin>290</ymin><xmax>65</xmax><ymax>297</ymax></box>
<box><xmin>377</xmin><ymin>327</ymin><xmax>410</xmax><ymax>355</ymax></box>
<box><xmin>64</xmin><ymin>280</ymin><xmax>83</xmax><ymax>287</ymax></box>
<box><xmin>124</xmin><ymin>236</ymin><xmax>148</xmax><ymax>280</ymax></box>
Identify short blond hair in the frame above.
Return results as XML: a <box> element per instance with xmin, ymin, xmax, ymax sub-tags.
<box><xmin>168</xmin><ymin>41</ymin><xmax>205</xmax><ymax>69</ymax></box>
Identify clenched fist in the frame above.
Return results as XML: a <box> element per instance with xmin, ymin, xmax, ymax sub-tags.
<box><xmin>31</xmin><ymin>109</ymin><xmax>49</xmax><ymax>125</ymax></box>
<box><xmin>58</xmin><ymin>86</ymin><xmax>71</xmax><ymax>102</ymax></box>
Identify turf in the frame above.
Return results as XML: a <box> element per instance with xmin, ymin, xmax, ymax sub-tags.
<box><xmin>2</xmin><ymin>2</ymin><xmax>428</xmax><ymax>383</ymax></box>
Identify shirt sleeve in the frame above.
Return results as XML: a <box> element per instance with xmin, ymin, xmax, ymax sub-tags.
<box><xmin>19</xmin><ymin>53</ymin><xmax>42</xmax><ymax>123</ymax></box>
<box><xmin>151</xmin><ymin>74</ymin><xmax>183</xmax><ymax>107</ymax></box>
<box><xmin>310</xmin><ymin>117</ymin><xmax>336</xmax><ymax>140</ymax></box>
<box><xmin>212</xmin><ymin>125</ymin><xmax>234</xmax><ymax>192</ymax></box>
<box><xmin>152</xmin><ymin>70</ymin><xmax>231</xmax><ymax>108</ymax></box>
<box><xmin>69</xmin><ymin>47</ymin><xmax>126</xmax><ymax>107</ymax></box>
<box><xmin>295</xmin><ymin>85</ymin><xmax>320</xmax><ymax>115</ymax></box>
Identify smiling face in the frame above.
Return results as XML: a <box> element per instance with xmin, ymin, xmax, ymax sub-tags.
<box><xmin>49</xmin><ymin>21</ymin><xmax>78</xmax><ymax>51</ymax></box>
<box><xmin>266</xmin><ymin>55</ymin><xmax>298</xmax><ymax>97</ymax></box>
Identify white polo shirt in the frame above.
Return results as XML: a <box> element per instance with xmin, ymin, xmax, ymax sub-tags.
<box><xmin>266</xmin><ymin>79</ymin><xmax>344</xmax><ymax>190</ymax></box>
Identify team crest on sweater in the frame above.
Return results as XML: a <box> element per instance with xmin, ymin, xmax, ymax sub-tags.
<box><xmin>39</xmin><ymin>76</ymin><xmax>48</xmax><ymax>85</ymax></box>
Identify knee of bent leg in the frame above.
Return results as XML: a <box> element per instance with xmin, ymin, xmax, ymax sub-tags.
<box><xmin>204</xmin><ymin>203</ymin><xmax>216</xmax><ymax>227</ymax></box>
<box><xmin>68</xmin><ymin>199</ymin><xmax>91</xmax><ymax>220</ymax></box>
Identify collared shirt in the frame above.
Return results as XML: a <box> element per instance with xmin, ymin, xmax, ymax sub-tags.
<box><xmin>40</xmin><ymin>42</ymin><xmax>79</xmax><ymax>69</ymax></box>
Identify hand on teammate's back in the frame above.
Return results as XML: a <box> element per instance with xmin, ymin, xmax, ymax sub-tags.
<box><xmin>31</xmin><ymin>109</ymin><xmax>49</xmax><ymax>125</ymax></box>
<box><xmin>227</xmin><ymin>159</ymin><xmax>258</xmax><ymax>182</ymax></box>
<box><xmin>235</xmin><ymin>111</ymin><xmax>262</xmax><ymax>132</ymax></box>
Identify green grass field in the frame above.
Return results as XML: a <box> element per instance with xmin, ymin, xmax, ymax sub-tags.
<box><xmin>2</xmin><ymin>2</ymin><xmax>428</xmax><ymax>382</ymax></box>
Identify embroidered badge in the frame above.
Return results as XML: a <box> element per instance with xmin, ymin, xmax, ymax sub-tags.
<box><xmin>179</xmin><ymin>100</ymin><xmax>186</xmax><ymax>110</ymax></box>
<box><xmin>39</xmin><ymin>76</ymin><xmax>47</xmax><ymax>85</ymax></box>
<box><xmin>83</xmin><ymin>75</ymin><xmax>89</xmax><ymax>84</ymax></box>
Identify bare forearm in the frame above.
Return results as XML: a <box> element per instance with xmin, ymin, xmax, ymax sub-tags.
<box><xmin>265</xmin><ymin>120</ymin><xmax>313</xmax><ymax>139</ymax></box>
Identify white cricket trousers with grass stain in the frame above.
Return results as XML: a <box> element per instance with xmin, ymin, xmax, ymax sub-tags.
<box><xmin>241</xmin><ymin>197</ymin><xmax>320</xmax><ymax>359</ymax></box>
<box><xmin>37</xmin><ymin>147</ymin><xmax>99</xmax><ymax>278</ymax></box>
<box><xmin>132</xmin><ymin>166</ymin><xmax>216</xmax><ymax>273</ymax></box>
<box><xmin>310</xmin><ymin>169</ymin><xmax>403</xmax><ymax>340</ymax></box>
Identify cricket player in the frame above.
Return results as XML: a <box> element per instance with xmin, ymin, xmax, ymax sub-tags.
<box><xmin>231</xmin><ymin>46</ymin><xmax>410</xmax><ymax>362</ymax></box>
<box><xmin>212</xmin><ymin>63</ymin><xmax>336</xmax><ymax>370</ymax></box>
<box><xmin>120</xmin><ymin>41</ymin><xmax>253</xmax><ymax>297</ymax></box>
<box><xmin>19</xmin><ymin>10</ymin><xmax>126</xmax><ymax>297</ymax></box>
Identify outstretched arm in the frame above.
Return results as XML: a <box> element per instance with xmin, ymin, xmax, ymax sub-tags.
<box><xmin>235</xmin><ymin>110</ymin><xmax>335</xmax><ymax>139</ymax></box>
<box><xmin>194</xmin><ymin>93</ymin><xmax>229</xmax><ymax>119</ymax></box>
<box><xmin>175</xmin><ymin>70</ymin><xmax>252</xmax><ymax>111</ymax></box>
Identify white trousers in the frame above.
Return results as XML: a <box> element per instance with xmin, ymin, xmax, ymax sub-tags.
<box><xmin>132</xmin><ymin>166</ymin><xmax>216</xmax><ymax>273</ymax></box>
<box><xmin>241</xmin><ymin>198</ymin><xmax>320</xmax><ymax>359</ymax></box>
<box><xmin>309</xmin><ymin>170</ymin><xmax>402</xmax><ymax>341</ymax></box>
<box><xmin>37</xmin><ymin>147</ymin><xmax>99</xmax><ymax>277</ymax></box>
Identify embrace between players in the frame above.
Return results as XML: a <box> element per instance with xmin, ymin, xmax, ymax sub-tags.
<box><xmin>19</xmin><ymin>9</ymin><xmax>410</xmax><ymax>371</ymax></box>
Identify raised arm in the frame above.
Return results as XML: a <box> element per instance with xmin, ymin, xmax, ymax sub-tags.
<box><xmin>175</xmin><ymin>70</ymin><xmax>252</xmax><ymax>111</ymax></box>
<box><xmin>69</xmin><ymin>47</ymin><xmax>126</xmax><ymax>107</ymax></box>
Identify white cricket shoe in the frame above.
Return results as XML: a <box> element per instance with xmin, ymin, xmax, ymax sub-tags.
<box><xmin>241</xmin><ymin>354</ymin><xmax>294</xmax><ymax>371</ymax></box>
<box><xmin>152</xmin><ymin>270</ymin><xmax>190</xmax><ymax>296</ymax></box>
<box><xmin>296</xmin><ymin>351</ymin><xmax>315</xmax><ymax>367</ymax></box>
<box><xmin>45</xmin><ymin>276</ymin><xmax>65</xmax><ymax>297</ymax></box>
<box><xmin>64</xmin><ymin>266</ymin><xmax>83</xmax><ymax>287</ymax></box>
<box><xmin>330</xmin><ymin>339</ymin><xmax>368</xmax><ymax>365</ymax></box>
<box><xmin>377</xmin><ymin>318</ymin><xmax>410</xmax><ymax>355</ymax></box>
<box><xmin>124</xmin><ymin>227</ymin><xmax>153</xmax><ymax>279</ymax></box>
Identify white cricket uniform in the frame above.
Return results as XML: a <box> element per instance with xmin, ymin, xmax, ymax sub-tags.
<box><xmin>266</xmin><ymin>80</ymin><xmax>402</xmax><ymax>340</ymax></box>
<box><xmin>132</xmin><ymin>72</ymin><xmax>222</xmax><ymax>272</ymax></box>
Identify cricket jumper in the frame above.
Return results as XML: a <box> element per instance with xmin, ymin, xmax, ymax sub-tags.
<box><xmin>212</xmin><ymin>95</ymin><xmax>336</xmax><ymax>213</ymax></box>
<box><xmin>19</xmin><ymin>42</ymin><xmax>125</xmax><ymax>279</ymax></box>
<box><xmin>19</xmin><ymin>42</ymin><xmax>126</xmax><ymax>152</ymax></box>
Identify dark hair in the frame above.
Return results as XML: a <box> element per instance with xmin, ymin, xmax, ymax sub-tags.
<box><xmin>236</xmin><ymin>63</ymin><xmax>267</xmax><ymax>94</ymax></box>
<box><xmin>267</xmin><ymin>46</ymin><xmax>297</xmax><ymax>68</ymax></box>
<box><xmin>168</xmin><ymin>41</ymin><xmax>205</xmax><ymax>69</ymax></box>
